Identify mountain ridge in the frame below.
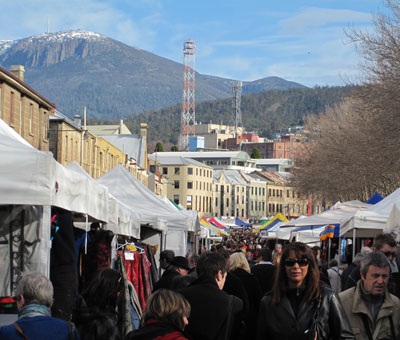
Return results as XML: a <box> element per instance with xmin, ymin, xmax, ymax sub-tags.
<box><xmin>0</xmin><ymin>30</ymin><xmax>307</xmax><ymax>118</ymax></box>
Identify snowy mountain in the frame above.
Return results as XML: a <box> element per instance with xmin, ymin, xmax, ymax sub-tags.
<box><xmin>0</xmin><ymin>30</ymin><xmax>305</xmax><ymax>119</ymax></box>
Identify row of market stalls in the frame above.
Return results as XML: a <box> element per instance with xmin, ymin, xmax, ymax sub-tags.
<box><xmin>260</xmin><ymin>194</ymin><xmax>400</xmax><ymax>262</ymax></box>
<box><xmin>0</xmin><ymin>118</ymin><xmax>199</xmax><ymax>296</ymax></box>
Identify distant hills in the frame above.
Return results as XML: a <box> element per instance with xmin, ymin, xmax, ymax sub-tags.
<box><xmin>118</xmin><ymin>85</ymin><xmax>355</xmax><ymax>147</ymax></box>
<box><xmin>0</xmin><ymin>30</ymin><xmax>306</xmax><ymax>119</ymax></box>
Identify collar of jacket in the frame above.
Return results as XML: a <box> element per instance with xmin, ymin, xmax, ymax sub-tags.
<box><xmin>352</xmin><ymin>280</ymin><xmax>395</xmax><ymax>321</ymax></box>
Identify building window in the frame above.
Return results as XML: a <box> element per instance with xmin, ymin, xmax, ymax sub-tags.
<box><xmin>269</xmin><ymin>189</ymin><xmax>271</xmax><ymax>196</ymax></box>
<box><xmin>251</xmin><ymin>187</ymin><xmax>254</xmax><ymax>195</ymax></box>
<box><xmin>227</xmin><ymin>186</ymin><xmax>229</xmax><ymax>193</ymax></box>
<box><xmin>262</xmin><ymin>202</ymin><xmax>265</xmax><ymax>211</ymax></box>
<box><xmin>242</xmin><ymin>209</ymin><xmax>244</xmax><ymax>217</ymax></box>
<box><xmin>227</xmin><ymin>198</ymin><xmax>229</xmax><ymax>206</ymax></box>
<box><xmin>280</xmin><ymin>190</ymin><xmax>283</xmax><ymax>197</ymax></box>
<box><xmin>186</xmin><ymin>195</ymin><xmax>192</xmax><ymax>210</ymax></box>
<box><xmin>259</xmin><ymin>188</ymin><xmax>261</xmax><ymax>195</ymax></box>
<box><xmin>188</xmin><ymin>167</ymin><xmax>193</xmax><ymax>175</ymax></box>
<box><xmin>236</xmin><ymin>196</ymin><xmax>239</xmax><ymax>204</ymax></box>
<box><xmin>150</xmin><ymin>165</ymin><xmax>156</xmax><ymax>173</ymax></box>
<box><xmin>251</xmin><ymin>201</ymin><xmax>253</xmax><ymax>210</ymax></box>
<box><xmin>273</xmin><ymin>189</ymin><xmax>275</xmax><ymax>197</ymax></box>
<box><xmin>174</xmin><ymin>180</ymin><xmax>180</xmax><ymax>189</ymax></box>
<box><xmin>174</xmin><ymin>167</ymin><xmax>180</xmax><ymax>174</ymax></box>
<box><xmin>196</xmin><ymin>168</ymin><xmax>198</xmax><ymax>176</ymax></box>
<box><xmin>263</xmin><ymin>188</ymin><xmax>265</xmax><ymax>196</ymax></box>
<box><xmin>242</xmin><ymin>187</ymin><xmax>244</xmax><ymax>193</ymax></box>
<box><xmin>187</xmin><ymin>181</ymin><xmax>193</xmax><ymax>189</ymax></box>
<box><xmin>216</xmin><ymin>184</ymin><xmax>218</xmax><ymax>191</ymax></box>
<box><xmin>163</xmin><ymin>167</ymin><xmax>168</xmax><ymax>175</ymax></box>
<box><xmin>174</xmin><ymin>195</ymin><xmax>179</xmax><ymax>204</ymax></box>
<box><xmin>242</xmin><ymin>196</ymin><xmax>244</xmax><ymax>204</ymax></box>
<box><xmin>215</xmin><ymin>197</ymin><xmax>218</xmax><ymax>207</ymax></box>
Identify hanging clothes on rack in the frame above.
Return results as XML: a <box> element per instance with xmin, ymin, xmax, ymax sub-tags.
<box><xmin>146</xmin><ymin>245</ymin><xmax>159</xmax><ymax>291</ymax></box>
<box><xmin>141</xmin><ymin>246</ymin><xmax>152</xmax><ymax>303</ymax></box>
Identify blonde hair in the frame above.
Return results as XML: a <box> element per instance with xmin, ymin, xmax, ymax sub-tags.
<box><xmin>229</xmin><ymin>252</ymin><xmax>250</xmax><ymax>273</ymax></box>
<box><xmin>142</xmin><ymin>289</ymin><xmax>190</xmax><ymax>330</ymax></box>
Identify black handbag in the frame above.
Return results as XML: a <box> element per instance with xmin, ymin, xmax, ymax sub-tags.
<box><xmin>304</xmin><ymin>295</ymin><xmax>322</xmax><ymax>340</ymax></box>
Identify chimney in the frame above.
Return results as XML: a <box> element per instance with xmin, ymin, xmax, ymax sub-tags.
<box><xmin>119</xmin><ymin>119</ymin><xmax>123</xmax><ymax>134</ymax></box>
<box><xmin>140</xmin><ymin>123</ymin><xmax>148</xmax><ymax>138</ymax></box>
<box><xmin>73</xmin><ymin>115</ymin><xmax>82</xmax><ymax>128</ymax></box>
<box><xmin>10</xmin><ymin>65</ymin><xmax>25</xmax><ymax>82</ymax></box>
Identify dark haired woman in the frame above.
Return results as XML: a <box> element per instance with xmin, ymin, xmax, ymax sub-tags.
<box><xmin>73</xmin><ymin>268</ymin><xmax>122</xmax><ymax>340</ymax></box>
<box><xmin>256</xmin><ymin>242</ymin><xmax>354</xmax><ymax>340</ymax></box>
<box><xmin>126</xmin><ymin>289</ymin><xmax>190</xmax><ymax>340</ymax></box>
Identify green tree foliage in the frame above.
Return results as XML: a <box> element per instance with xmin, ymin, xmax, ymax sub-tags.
<box><xmin>155</xmin><ymin>142</ymin><xmax>164</xmax><ymax>152</ymax></box>
<box><xmin>251</xmin><ymin>147</ymin><xmax>262</xmax><ymax>159</ymax></box>
<box><xmin>171</xmin><ymin>145</ymin><xmax>179</xmax><ymax>152</ymax></box>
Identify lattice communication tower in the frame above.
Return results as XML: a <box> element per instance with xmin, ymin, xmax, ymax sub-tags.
<box><xmin>231</xmin><ymin>81</ymin><xmax>242</xmax><ymax>137</ymax></box>
<box><xmin>179</xmin><ymin>40</ymin><xmax>196</xmax><ymax>151</ymax></box>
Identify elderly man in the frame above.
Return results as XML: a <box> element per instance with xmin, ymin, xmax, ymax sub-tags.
<box><xmin>0</xmin><ymin>272</ymin><xmax>80</xmax><ymax>340</ymax></box>
<box><xmin>339</xmin><ymin>252</ymin><xmax>400</xmax><ymax>340</ymax></box>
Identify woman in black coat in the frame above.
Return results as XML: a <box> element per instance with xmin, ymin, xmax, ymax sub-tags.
<box><xmin>256</xmin><ymin>242</ymin><xmax>354</xmax><ymax>340</ymax></box>
<box><xmin>229</xmin><ymin>252</ymin><xmax>263</xmax><ymax>340</ymax></box>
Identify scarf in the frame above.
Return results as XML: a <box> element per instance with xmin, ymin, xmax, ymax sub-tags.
<box><xmin>19</xmin><ymin>304</ymin><xmax>51</xmax><ymax>319</ymax></box>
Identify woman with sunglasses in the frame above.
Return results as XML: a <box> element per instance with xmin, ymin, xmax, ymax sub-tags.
<box><xmin>256</xmin><ymin>242</ymin><xmax>354</xmax><ymax>340</ymax></box>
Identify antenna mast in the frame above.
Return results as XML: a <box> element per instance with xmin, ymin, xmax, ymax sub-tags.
<box><xmin>231</xmin><ymin>80</ymin><xmax>242</xmax><ymax>137</ymax></box>
<box><xmin>179</xmin><ymin>40</ymin><xmax>196</xmax><ymax>151</ymax></box>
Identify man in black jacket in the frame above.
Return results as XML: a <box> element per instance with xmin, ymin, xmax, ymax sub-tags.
<box><xmin>251</xmin><ymin>248</ymin><xmax>276</xmax><ymax>294</ymax></box>
<box><xmin>180</xmin><ymin>252</ymin><xmax>243</xmax><ymax>340</ymax></box>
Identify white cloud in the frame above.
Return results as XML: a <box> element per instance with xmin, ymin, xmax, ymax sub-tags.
<box><xmin>280</xmin><ymin>7</ymin><xmax>371</xmax><ymax>34</ymax></box>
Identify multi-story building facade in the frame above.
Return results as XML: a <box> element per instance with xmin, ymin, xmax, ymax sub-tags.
<box><xmin>0</xmin><ymin>66</ymin><xmax>56</xmax><ymax>151</ymax></box>
<box><xmin>240</xmin><ymin>134</ymin><xmax>306</xmax><ymax>160</ymax></box>
<box><xmin>254</xmin><ymin>171</ymin><xmax>325</xmax><ymax>218</ymax></box>
<box><xmin>148</xmin><ymin>155</ymin><xmax>213</xmax><ymax>218</ymax></box>
<box><xmin>152</xmin><ymin>151</ymin><xmax>257</xmax><ymax>171</ymax></box>
<box><xmin>213</xmin><ymin>170</ymin><xmax>247</xmax><ymax>219</ymax></box>
<box><xmin>240</xmin><ymin>172</ymin><xmax>268</xmax><ymax>221</ymax></box>
<box><xmin>195</xmin><ymin>123</ymin><xmax>243</xmax><ymax>150</ymax></box>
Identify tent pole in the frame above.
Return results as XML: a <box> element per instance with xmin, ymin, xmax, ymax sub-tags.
<box><xmin>327</xmin><ymin>238</ymin><xmax>331</xmax><ymax>265</ymax></box>
<box><xmin>352</xmin><ymin>228</ymin><xmax>356</xmax><ymax>261</ymax></box>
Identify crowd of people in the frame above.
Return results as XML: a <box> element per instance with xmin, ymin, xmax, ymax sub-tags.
<box><xmin>1</xmin><ymin>230</ymin><xmax>400</xmax><ymax>340</ymax></box>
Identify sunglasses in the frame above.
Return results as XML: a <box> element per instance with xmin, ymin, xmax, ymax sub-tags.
<box><xmin>283</xmin><ymin>258</ymin><xmax>309</xmax><ymax>267</ymax></box>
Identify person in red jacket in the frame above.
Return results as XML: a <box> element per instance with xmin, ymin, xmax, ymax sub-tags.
<box><xmin>126</xmin><ymin>289</ymin><xmax>190</xmax><ymax>340</ymax></box>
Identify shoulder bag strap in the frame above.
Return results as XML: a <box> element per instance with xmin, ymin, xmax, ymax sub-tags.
<box><xmin>360</xmin><ymin>314</ymin><xmax>373</xmax><ymax>340</ymax></box>
<box><xmin>12</xmin><ymin>322</ymin><xmax>29</xmax><ymax>340</ymax></box>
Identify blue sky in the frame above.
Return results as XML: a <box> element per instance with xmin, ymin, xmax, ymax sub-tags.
<box><xmin>0</xmin><ymin>0</ymin><xmax>383</xmax><ymax>86</ymax></box>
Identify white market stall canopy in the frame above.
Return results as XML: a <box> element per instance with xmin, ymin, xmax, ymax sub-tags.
<box><xmin>66</xmin><ymin>161</ymin><xmax>140</xmax><ymax>238</ymax></box>
<box><xmin>340</xmin><ymin>189</ymin><xmax>400</xmax><ymax>238</ymax></box>
<box><xmin>0</xmin><ymin>119</ymin><xmax>108</xmax><ymax>221</ymax></box>
<box><xmin>97</xmin><ymin>166</ymin><xmax>195</xmax><ymax>255</ymax></box>
<box><xmin>283</xmin><ymin>201</ymin><xmax>372</xmax><ymax>231</ymax></box>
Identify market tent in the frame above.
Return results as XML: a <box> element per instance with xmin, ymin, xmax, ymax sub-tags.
<box><xmin>0</xmin><ymin>118</ymin><xmax>109</xmax><ymax>295</ymax></box>
<box><xmin>208</xmin><ymin>217</ymin><xmax>228</xmax><ymax>229</ymax></box>
<box><xmin>290</xmin><ymin>225</ymin><xmax>327</xmax><ymax>244</ymax></box>
<box><xmin>340</xmin><ymin>188</ymin><xmax>400</xmax><ymax>238</ymax></box>
<box><xmin>283</xmin><ymin>201</ymin><xmax>371</xmax><ymax>230</ymax></box>
<box><xmin>0</xmin><ymin>119</ymin><xmax>108</xmax><ymax>218</ymax></box>
<box><xmin>97</xmin><ymin>165</ymin><xmax>194</xmax><ymax>255</ymax></box>
<box><xmin>163</xmin><ymin>197</ymin><xmax>199</xmax><ymax>233</ymax></box>
<box><xmin>200</xmin><ymin>217</ymin><xmax>229</xmax><ymax>236</ymax></box>
<box><xmin>66</xmin><ymin>161</ymin><xmax>140</xmax><ymax>238</ymax></box>
<box><xmin>258</xmin><ymin>213</ymin><xmax>289</xmax><ymax>232</ymax></box>
<box><xmin>366</xmin><ymin>193</ymin><xmax>383</xmax><ymax>205</ymax></box>
<box><xmin>235</xmin><ymin>217</ymin><xmax>252</xmax><ymax>229</ymax></box>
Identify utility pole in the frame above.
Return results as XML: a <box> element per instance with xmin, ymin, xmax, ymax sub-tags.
<box><xmin>179</xmin><ymin>40</ymin><xmax>196</xmax><ymax>151</ymax></box>
<box><xmin>231</xmin><ymin>81</ymin><xmax>242</xmax><ymax>138</ymax></box>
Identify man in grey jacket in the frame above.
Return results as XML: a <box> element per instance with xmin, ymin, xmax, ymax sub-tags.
<box><xmin>339</xmin><ymin>252</ymin><xmax>400</xmax><ymax>340</ymax></box>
